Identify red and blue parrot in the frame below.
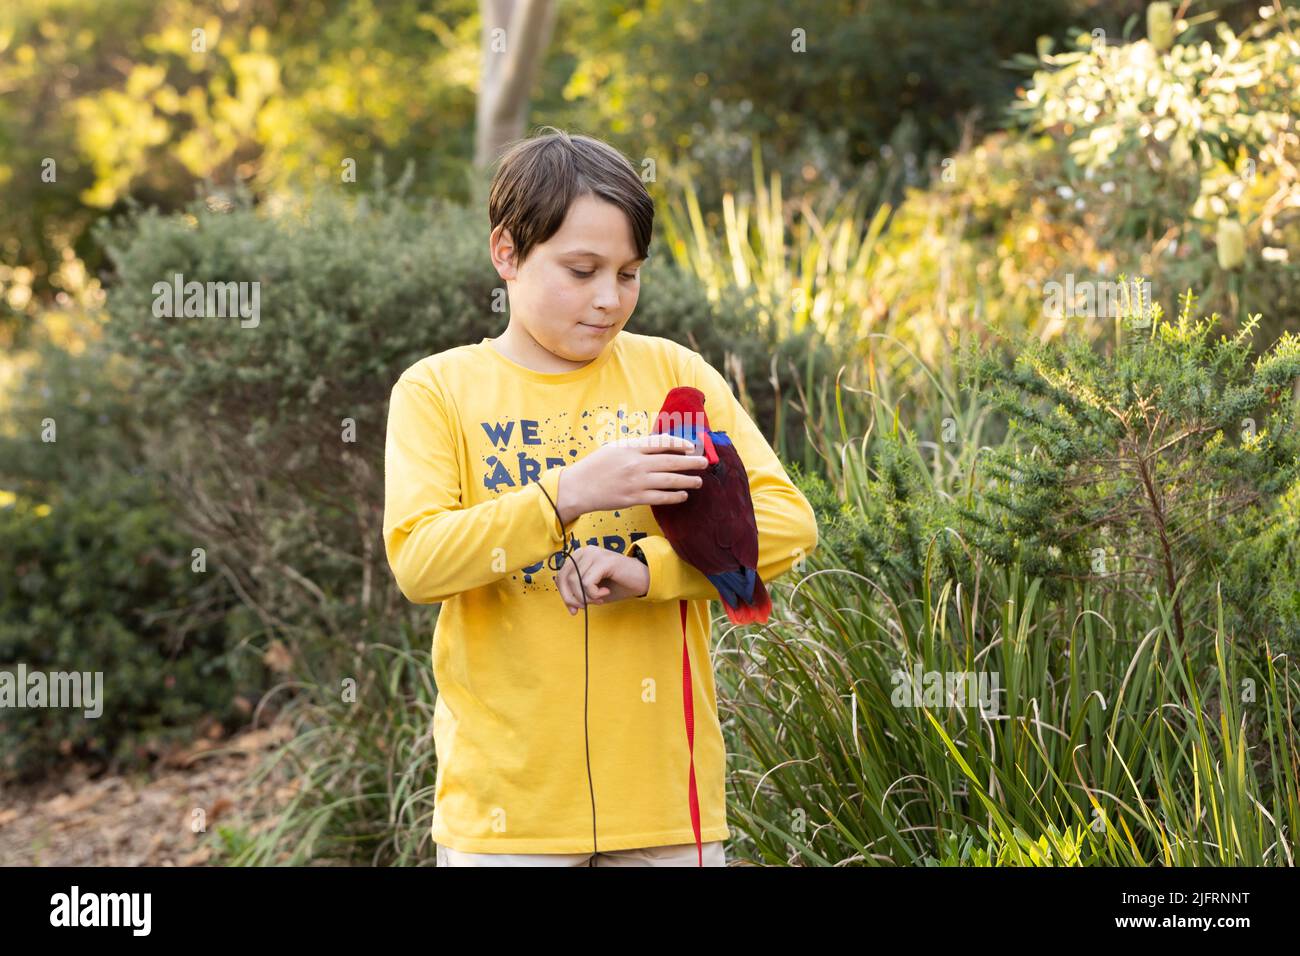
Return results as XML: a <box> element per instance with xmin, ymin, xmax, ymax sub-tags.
<box><xmin>650</xmin><ymin>386</ymin><xmax>771</xmax><ymax>625</ymax></box>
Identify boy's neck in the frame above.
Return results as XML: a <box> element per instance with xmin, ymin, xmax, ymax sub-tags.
<box><xmin>490</xmin><ymin>322</ymin><xmax>599</xmax><ymax>374</ymax></box>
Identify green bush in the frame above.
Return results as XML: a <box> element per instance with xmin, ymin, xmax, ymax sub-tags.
<box><xmin>1221</xmin><ymin>474</ymin><xmax>1300</xmax><ymax>645</ymax></box>
<box><xmin>960</xmin><ymin>291</ymin><xmax>1300</xmax><ymax>648</ymax></box>
<box><xmin>0</xmin><ymin>334</ymin><xmax>259</xmax><ymax>780</ymax></box>
<box><xmin>0</xmin><ymin>481</ymin><xmax>258</xmax><ymax>780</ymax></box>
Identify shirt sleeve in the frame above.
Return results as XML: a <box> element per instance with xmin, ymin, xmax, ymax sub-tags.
<box><xmin>633</xmin><ymin>348</ymin><xmax>820</xmax><ymax>603</ymax></box>
<box><xmin>383</xmin><ymin>374</ymin><xmax>580</xmax><ymax>605</ymax></box>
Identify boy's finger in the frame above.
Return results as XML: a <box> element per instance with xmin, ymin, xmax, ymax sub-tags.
<box><xmin>569</xmin><ymin>554</ymin><xmax>593</xmax><ymax>602</ymax></box>
<box><xmin>637</xmin><ymin>434</ymin><xmax>696</xmax><ymax>452</ymax></box>
<box><xmin>570</xmin><ymin>561</ymin><xmax>595</xmax><ymax>609</ymax></box>
<box><xmin>554</xmin><ymin>568</ymin><xmax>568</xmax><ymax>611</ymax></box>
<box><xmin>557</xmin><ymin>566</ymin><xmax>580</xmax><ymax>614</ymax></box>
<box><xmin>571</xmin><ymin>551</ymin><xmax>608</xmax><ymax>603</ymax></box>
<box><xmin>647</xmin><ymin>453</ymin><xmax>710</xmax><ymax>469</ymax></box>
<box><xmin>636</xmin><ymin>432</ymin><xmax>685</xmax><ymax>445</ymax></box>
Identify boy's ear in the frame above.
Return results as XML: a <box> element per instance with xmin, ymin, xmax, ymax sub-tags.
<box><xmin>490</xmin><ymin>226</ymin><xmax>518</xmax><ymax>278</ymax></box>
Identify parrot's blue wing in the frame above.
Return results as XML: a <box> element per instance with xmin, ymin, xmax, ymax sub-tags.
<box><xmin>705</xmin><ymin>566</ymin><xmax>757</xmax><ymax>605</ymax></box>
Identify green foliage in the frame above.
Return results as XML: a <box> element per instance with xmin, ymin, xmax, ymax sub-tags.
<box><xmin>214</xmin><ymin>823</ymin><xmax>255</xmax><ymax>860</ymax></box>
<box><xmin>0</xmin><ymin>0</ymin><xmax>480</xmax><ymax>339</ymax></box>
<box><xmin>723</xmin><ymin>516</ymin><xmax>1300</xmax><ymax>864</ymax></box>
<box><xmin>791</xmin><ymin>331</ymin><xmax>996</xmax><ymax>609</ymax></box>
<box><xmin>925</xmin><ymin>824</ymin><xmax>1102</xmax><ymax>866</ymax></box>
<box><xmin>552</xmin><ymin>0</ymin><xmax>1087</xmax><ymax>211</ymax></box>
<box><xmin>723</xmin><ymin>330</ymin><xmax>1300</xmax><ymax>863</ymax></box>
<box><xmin>0</xmin><ymin>335</ymin><xmax>259</xmax><ymax>779</ymax></box>
<box><xmin>1010</xmin><ymin>3</ymin><xmax>1300</xmax><ymax>334</ymax></box>
<box><xmin>794</xmin><ymin>470</ymin><xmax>872</xmax><ymax>571</ymax></box>
<box><xmin>1221</xmin><ymin>475</ymin><xmax>1300</xmax><ymax>643</ymax></box>
<box><xmin>0</xmin><ymin>481</ymin><xmax>254</xmax><ymax>779</ymax></box>
<box><xmin>2</xmin><ymin>0</ymin><xmax>1094</xmax><ymax>347</ymax></box>
<box><xmin>1013</xmin><ymin>5</ymin><xmax>1297</xmax><ymax>223</ymax></box>
<box><xmin>959</xmin><ymin>289</ymin><xmax>1300</xmax><ymax>645</ymax></box>
<box><xmin>720</xmin><ymin>280</ymin><xmax>1299</xmax><ymax>865</ymax></box>
<box><xmin>802</xmin><ymin>425</ymin><xmax>973</xmax><ymax>603</ymax></box>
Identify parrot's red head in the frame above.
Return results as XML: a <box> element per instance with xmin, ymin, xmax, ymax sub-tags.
<box><xmin>652</xmin><ymin>386</ymin><xmax>718</xmax><ymax>465</ymax></box>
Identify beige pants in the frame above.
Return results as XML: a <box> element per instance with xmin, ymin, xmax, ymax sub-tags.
<box><xmin>436</xmin><ymin>840</ymin><xmax>726</xmax><ymax>867</ymax></box>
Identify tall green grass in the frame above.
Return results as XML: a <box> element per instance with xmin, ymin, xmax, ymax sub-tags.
<box><xmin>722</xmin><ymin>558</ymin><xmax>1298</xmax><ymax>865</ymax></box>
<box><xmin>658</xmin><ymin>137</ymin><xmax>900</xmax><ymax>349</ymax></box>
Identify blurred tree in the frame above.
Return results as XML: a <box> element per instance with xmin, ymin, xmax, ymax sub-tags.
<box><xmin>0</xmin><ymin>0</ymin><xmax>479</xmax><ymax>345</ymax></box>
<box><xmin>538</xmin><ymin>0</ymin><xmax>1092</xmax><ymax>209</ymax></box>
<box><xmin>474</xmin><ymin>0</ymin><xmax>559</xmax><ymax>168</ymax></box>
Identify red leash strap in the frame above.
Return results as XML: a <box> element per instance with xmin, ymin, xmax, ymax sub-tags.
<box><xmin>680</xmin><ymin>599</ymin><xmax>702</xmax><ymax>867</ymax></box>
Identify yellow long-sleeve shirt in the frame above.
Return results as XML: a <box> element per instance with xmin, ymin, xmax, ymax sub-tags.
<box><xmin>382</xmin><ymin>329</ymin><xmax>819</xmax><ymax>853</ymax></box>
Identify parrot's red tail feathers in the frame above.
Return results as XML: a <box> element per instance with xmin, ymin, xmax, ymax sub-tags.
<box><xmin>722</xmin><ymin>573</ymin><xmax>771</xmax><ymax>626</ymax></box>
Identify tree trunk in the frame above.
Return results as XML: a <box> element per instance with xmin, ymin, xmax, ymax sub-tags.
<box><xmin>474</xmin><ymin>0</ymin><xmax>558</xmax><ymax>170</ymax></box>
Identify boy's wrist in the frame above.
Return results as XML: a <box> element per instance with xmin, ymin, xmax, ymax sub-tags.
<box><xmin>630</xmin><ymin>544</ymin><xmax>649</xmax><ymax>597</ymax></box>
<box><xmin>554</xmin><ymin>469</ymin><xmax>584</xmax><ymax>526</ymax></box>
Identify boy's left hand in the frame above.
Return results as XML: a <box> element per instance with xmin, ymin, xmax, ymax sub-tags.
<box><xmin>555</xmin><ymin>545</ymin><xmax>650</xmax><ymax>614</ymax></box>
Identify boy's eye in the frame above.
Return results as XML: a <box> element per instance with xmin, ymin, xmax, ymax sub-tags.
<box><xmin>569</xmin><ymin>268</ymin><xmax>638</xmax><ymax>280</ymax></box>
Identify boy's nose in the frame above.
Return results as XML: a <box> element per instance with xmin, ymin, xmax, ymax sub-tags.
<box><xmin>591</xmin><ymin>282</ymin><xmax>622</xmax><ymax>309</ymax></box>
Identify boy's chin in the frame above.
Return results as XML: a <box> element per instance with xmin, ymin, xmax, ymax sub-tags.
<box><xmin>567</xmin><ymin>344</ymin><xmax>606</xmax><ymax>361</ymax></box>
<box><xmin>566</xmin><ymin>327</ymin><xmax>616</xmax><ymax>352</ymax></box>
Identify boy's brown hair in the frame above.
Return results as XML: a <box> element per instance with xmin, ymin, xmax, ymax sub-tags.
<box><xmin>487</xmin><ymin>127</ymin><xmax>655</xmax><ymax>269</ymax></box>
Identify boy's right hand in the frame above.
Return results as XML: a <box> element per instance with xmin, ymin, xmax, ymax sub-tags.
<box><xmin>555</xmin><ymin>434</ymin><xmax>708</xmax><ymax>523</ymax></box>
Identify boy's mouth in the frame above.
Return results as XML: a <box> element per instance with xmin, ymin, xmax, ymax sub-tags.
<box><xmin>579</xmin><ymin>321</ymin><xmax>614</xmax><ymax>331</ymax></box>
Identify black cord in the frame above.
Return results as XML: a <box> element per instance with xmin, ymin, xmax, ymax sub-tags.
<box><xmin>536</xmin><ymin>480</ymin><xmax>598</xmax><ymax>867</ymax></box>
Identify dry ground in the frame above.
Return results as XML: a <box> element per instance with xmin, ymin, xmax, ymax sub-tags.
<box><xmin>0</xmin><ymin>719</ymin><xmax>295</xmax><ymax>866</ymax></box>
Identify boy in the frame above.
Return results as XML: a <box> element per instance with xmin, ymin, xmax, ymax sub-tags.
<box><xmin>382</xmin><ymin>128</ymin><xmax>819</xmax><ymax>867</ymax></box>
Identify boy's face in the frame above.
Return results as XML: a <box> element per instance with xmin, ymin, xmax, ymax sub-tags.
<box><xmin>491</xmin><ymin>192</ymin><xmax>644</xmax><ymax>364</ymax></box>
